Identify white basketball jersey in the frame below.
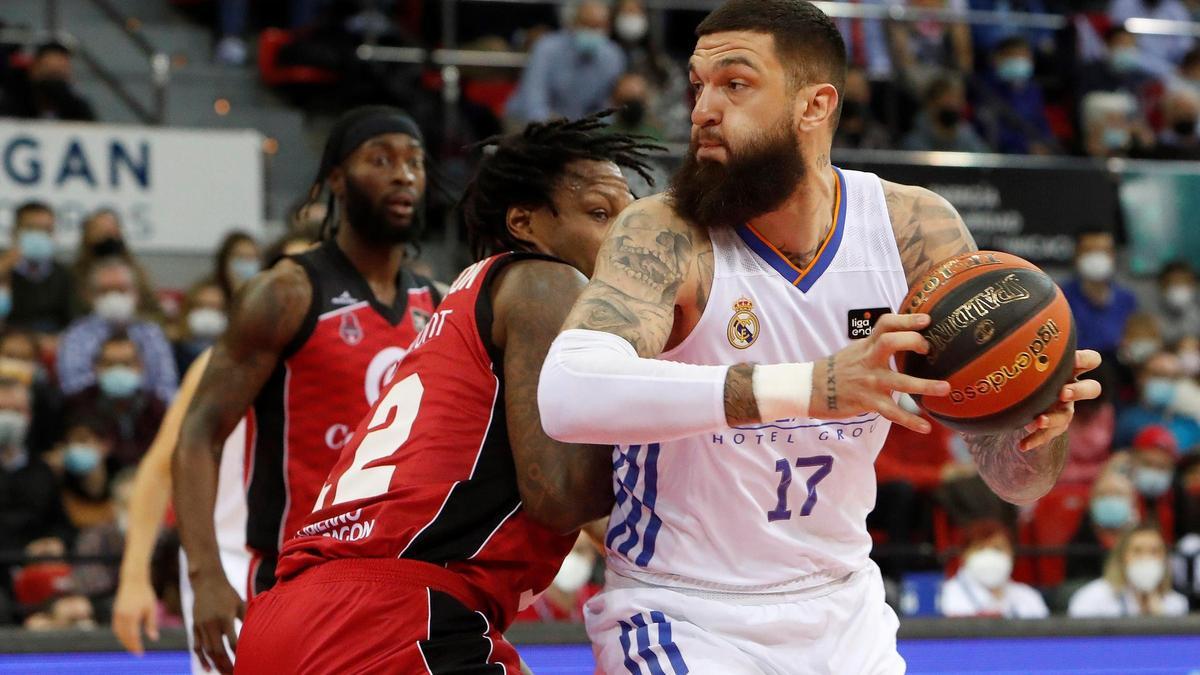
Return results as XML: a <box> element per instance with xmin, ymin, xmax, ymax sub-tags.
<box><xmin>605</xmin><ymin>168</ymin><xmax>909</xmax><ymax>592</ymax></box>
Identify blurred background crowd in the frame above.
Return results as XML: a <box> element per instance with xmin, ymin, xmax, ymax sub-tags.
<box><xmin>0</xmin><ymin>0</ymin><xmax>1199</xmax><ymax>635</ymax></box>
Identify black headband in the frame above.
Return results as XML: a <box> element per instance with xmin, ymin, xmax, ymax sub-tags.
<box><xmin>315</xmin><ymin>106</ymin><xmax>424</xmax><ymax>185</ymax></box>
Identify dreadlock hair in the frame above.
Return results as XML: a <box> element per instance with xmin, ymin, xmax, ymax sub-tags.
<box><xmin>460</xmin><ymin>111</ymin><xmax>664</xmax><ymax>261</ymax></box>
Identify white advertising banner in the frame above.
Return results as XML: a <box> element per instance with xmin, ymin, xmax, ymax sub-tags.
<box><xmin>0</xmin><ymin>120</ymin><xmax>264</xmax><ymax>252</ymax></box>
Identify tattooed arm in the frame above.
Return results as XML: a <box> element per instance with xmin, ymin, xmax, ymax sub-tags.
<box><xmin>493</xmin><ymin>260</ymin><xmax>614</xmax><ymax>534</ymax></box>
<box><xmin>173</xmin><ymin>262</ymin><xmax>310</xmax><ymax>673</ymax></box>
<box><xmin>884</xmin><ymin>180</ymin><xmax>1101</xmax><ymax>505</ymax></box>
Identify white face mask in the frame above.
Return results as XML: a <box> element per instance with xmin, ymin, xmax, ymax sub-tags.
<box><xmin>1124</xmin><ymin>338</ymin><xmax>1161</xmax><ymax>365</ymax></box>
<box><xmin>551</xmin><ymin>551</ymin><xmax>594</xmax><ymax>593</ymax></box>
<box><xmin>964</xmin><ymin>548</ymin><xmax>1013</xmax><ymax>590</ymax></box>
<box><xmin>1180</xmin><ymin>350</ymin><xmax>1200</xmax><ymax>377</ymax></box>
<box><xmin>1165</xmin><ymin>284</ymin><xmax>1195</xmax><ymax>311</ymax></box>
<box><xmin>187</xmin><ymin>308</ymin><xmax>228</xmax><ymax>340</ymax></box>
<box><xmin>614</xmin><ymin>13</ymin><xmax>649</xmax><ymax>42</ymax></box>
<box><xmin>94</xmin><ymin>291</ymin><xmax>137</xmax><ymax>323</ymax></box>
<box><xmin>1077</xmin><ymin>251</ymin><xmax>1115</xmax><ymax>282</ymax></box>
<box><xmin>1125</xmin><ymin>556</ymin><xmax>1165</xmax><ymax>593</ymax></box>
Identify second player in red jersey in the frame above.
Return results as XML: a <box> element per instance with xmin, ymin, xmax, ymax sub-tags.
<box><xmin>234</xmin><ymin>114</ymin><xmax>662</xmax><ymax>674</ymax></box>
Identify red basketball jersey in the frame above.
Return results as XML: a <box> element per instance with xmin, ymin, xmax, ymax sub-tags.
<box><xmin>275</xmin><ymin>252</ymin><xmax>575</xmax><ymax>629</ymax></box>
<box><xmin>245</xmin><ymin>240</ymin><xmax>438</xmax><ymax>593</ymax></box>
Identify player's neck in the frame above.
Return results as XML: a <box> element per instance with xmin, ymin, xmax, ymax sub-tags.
<box><xmin>746</xmin><ymin>163</ymin><xmax>837</xmax><ymax>269</ymax></box>
<box><xmin>335</xmin><ymin>226</ymin><xmax>406</xmax><ymax>288</ymax></box>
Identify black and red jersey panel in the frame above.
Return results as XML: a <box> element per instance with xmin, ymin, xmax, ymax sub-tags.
<box><xmin>277</xmin><ymin>252</ymin><xmax>575</xmax><ymax>629</ymax></box>
<box><xmin>245</xmin><ymin>240</ymin><xmax>438</xmax><ymax>592</ymax></box>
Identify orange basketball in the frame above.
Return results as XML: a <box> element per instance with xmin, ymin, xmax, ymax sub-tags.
<box><xmin>898</xmin><ymin>251</ymin><xmax>1077</xmax><ymax>434</ymax></box>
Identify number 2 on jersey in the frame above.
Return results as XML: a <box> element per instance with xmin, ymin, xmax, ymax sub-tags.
<box><xmin>767</xmin><ymin>455</ymin><xmax>833</xmax><ymax>522</ymax></box>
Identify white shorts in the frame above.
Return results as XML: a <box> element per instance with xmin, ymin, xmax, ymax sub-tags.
<box><xmin>585</xmin><ymin>562</ymin><xmax>904</xmax><ymax>675</ymax></box>
<box><xmin>179</xmin><ymin>546</ymin><xmax>251</xmax><ymax>675</ymax></box>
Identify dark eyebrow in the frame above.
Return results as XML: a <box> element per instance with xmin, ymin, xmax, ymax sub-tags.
<box><xmin>688</xmin><ymin>55</ymin><xmax>761</xmax><ymax>76</ymax></box>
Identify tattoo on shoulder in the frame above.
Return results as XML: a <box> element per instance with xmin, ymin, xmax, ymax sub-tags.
<box><xmin>566</xmin><ymin>207</ymin><xmax>694</xmax><ymax>356</ymax></box>
<box><xmin>965</xmin><ymin>430</ymin><xmax>1067</xmax><ymax>505</ymax></box>
<box><xmin>694</xmin><ymin>249</ymin><xmax>714</xmax><ymax>315</ymax></box>
<box><xmin>884</xmin><ymin>183</ymin><xmax>977</xmax><ymax>287</ymax></box>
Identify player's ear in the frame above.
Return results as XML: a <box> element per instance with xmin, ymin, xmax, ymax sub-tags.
<box><xmin>505</xmin><ymin>204</ymin><xmax>538</xmax><ymax>249</ymax></box>
<box><xmin>327</xmin><ymin>167</ymin><xmax>346</xmax><ymax>201</ymax></box>
<box><xmin>795</xmin><ymin>83</ymin><xmax>839</xmax><ymax>133</ymax></box>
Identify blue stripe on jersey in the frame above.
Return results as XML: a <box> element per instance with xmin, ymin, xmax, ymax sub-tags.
<box><xmin>631</xmin><ymin>614</ymin><xmax>667</xmax><ymax>675</ymax></box>
<box><xmin>635</xmin><ymin>443</ymin><xmax>663</xmax><ymax>566</ymax></box>
<box><xmin>607</xmin><ymin>445</ymin><xmax>642</xmax><ymax>549</ymax></box>
<box><xmin>618</xmin><ymin>620</ymin><xmax>642</xmax><ymax>675</ymax></box>
<box><xmin>650</xmin><ymin>611</ymin><xmax>689</xmax><ymax>674</ymax></box>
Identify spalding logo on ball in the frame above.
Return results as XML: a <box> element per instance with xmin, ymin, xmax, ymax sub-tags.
<box><xmin>899</xmin><ymin>250</ymin><xmax>1077</xmax><ymax>434</ymax></box>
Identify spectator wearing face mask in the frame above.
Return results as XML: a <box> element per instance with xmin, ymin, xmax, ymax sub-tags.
<box><xmin>1</xmin><ymin>201</ymin><xmax>75</xmax><ymax>335</ymax></box>
<box><xmin>172</xmin><ymin>281</ymin><xmax>228</xmax><ymax>374</ymax></box>
<box><xmin>1116</xmin><ymin>351</ymin><xmax>1200</xmax><ymax>449</ymax></box>
<box><xmin>1068</xmin><ymin>471</ymin><xmax>1138</xmax><ymax>582</ymax></box>
<box><xmin>900</xmin><ymin>75</ymin><xmax>991</xmax><ymax>153</ymax></box>
<box><xmin>1062</xmin><ymin>229</ymin><xmax>1138</xmax><ymax>363</ymax></box>
<box><xmin>1080</xmin><ymin>90</ymin><xmax>1154</xmax><ymax>158</ymax></box>
<box><xmin>0</xmin><ymin>377</ymin><xmax>73</xmax><ymax>575</ymax></box>
<box><xmin>45</xmin><ymin>415</ymin><xmax>115</xmax><ymax>529</ymax></box>
<box><xmin>1136</xmin><ymin>87</ymin><xmax>1200</xmax><ymax>160</ymax></box>
<box><xmin>212</xmin><ymin>231</ymin><xmax>262</xmax><ymax>303</ymax></box>
<box><xmin>1068</xmin><ymin>522</ymin><xmax>1188</xmax><ymax>617</ymax></box>
<box><xmin>72</xmin><ymin>209</ymin><xmax>161</xmax><ymax>322</ymax></box>
<box><xmin>939</xmin><ymin>520</ymin><xmax>1048</xmax><ymax>618</ymax></box>
<box><xmin>1110</xmin><ymin>0</ymin><xmax>1196</xmax><ymax>79</ymax></box>
<box><xmin>1079</xmin><ymin>27</ymin><xmax>1154</xmax><ymax>101</ymax></box>
<box><xmin>62</xmin><ymin>333</ymin><xmax>167</xmax><ymax>470</ymax></box>
<box><xmin>834</xmin><ymin>68</ymin><xmax>892</xmax><ymax>150</ymax></box>
<box><xmin>1115</xmin><ymin>313</ymin><xmax>1164</xmax><ymax>403</ymax></box>
<box><xmin>976</xmin><ymin>36</ymin><xmax>1056</xmax><ymax>154</ymax></box>
<box><xmin>505</xmin><ymin>0</ymin><xmax>626</xmax><ymax>126</ymax></box>
<box><xmin>57</xmin><ymin>258</ymin><xmax>178</xmax><ymax>403</ymax></box>
<box><xmin>0</xmin><ymin>42</ymin><xmax>96</xmax><ymax>122</ymax></box>
<box><xmin>1128</xmin><ymin>426</ymin><xmax>1181</xmax><ymax>538</ymax></box>
<box><xmin>0</xmin><ymin>330</ymin><xmax>63</xmax><ymax>456</ymax></box>
<box><xmin>608</xmin><ymin>72</ymin><xmax>663</xmax><ymax>140</ymax></box>
<box><xmin>1147</xmin><ymin>261</ymin><xmax>1200</xmax><ymax>345</ymax></box>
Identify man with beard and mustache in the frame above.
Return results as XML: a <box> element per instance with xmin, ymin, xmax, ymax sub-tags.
<box><xmin>538</xmin><ymin>1</ymin><xmax>1102</xmax><ymax>672</ymax></box>
<box><xmin>173</xmin><ymin>106</ymin><xmax>441</xmax><ymax>673</ymax></box>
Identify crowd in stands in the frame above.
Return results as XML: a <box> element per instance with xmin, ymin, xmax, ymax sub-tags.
<box><xmin>1</xmin><ymin>0</ymin><xmax>1200</xmax><ymax>633</ymax></box>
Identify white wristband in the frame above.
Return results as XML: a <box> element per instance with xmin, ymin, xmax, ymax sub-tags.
<box><xmin>752</xmin><ymin>362</ymin><xmax>813</xmax><ymax>422</ymax></box>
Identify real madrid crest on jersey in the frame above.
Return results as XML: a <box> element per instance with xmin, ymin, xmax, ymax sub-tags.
<box><xmin>727</xmin><ymin>297</ymin><xmax>759</xmax><ymax>349</ymax></box>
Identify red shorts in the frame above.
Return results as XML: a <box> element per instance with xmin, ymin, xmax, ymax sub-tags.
<box><xmin>234</xmin><ymin>558</ymin><xmax>519</xmax><ymax>674</ymax></box>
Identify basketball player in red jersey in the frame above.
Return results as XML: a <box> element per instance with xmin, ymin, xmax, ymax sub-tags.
<box><xmin>231</xmin><ymin>114</ymin><xmax>662</xmax><ymax>674</ymax></box>
<box><xmin>174</xmin><ymin>107</ymin><xmax>442</xmax><ymax>673</ymax></box>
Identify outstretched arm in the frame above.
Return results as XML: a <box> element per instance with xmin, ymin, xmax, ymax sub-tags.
<box><xmin>885</xmin><ymin>180</ymin><xmax>1102</xmax><ymax>504</ymax></box>
<box><xmin>173</xmin><ymin>263</ymin><xmax>310</xmax><ymax>673</ymax></box>
<box><xmin>113</xmin><ymin>349</ymin><xmax>212</xmax><ymax>656</ymax></box>
<box><xmin>495</xmin><ymin>260</ymin><xmax>615</xmax><ymax>534</ymax></box>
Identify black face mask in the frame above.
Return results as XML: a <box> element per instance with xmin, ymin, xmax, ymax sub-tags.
<box><xmin>617</xmin><ymin>99</ymin><xmax>646</xmax><ymax>127</ymax></box>
<box><xmin>1173</xmin><ymin>119</ymin><xmax>1197</xmax><ymax>138</ymax></box>
<box><xmin>936</xmin><ymin>108</ymin><xmax>962</xmax><ymax>128</ymax></box>
<box><xmin>91</xmin><ymin>236</ymin><xmax>127</xmax><ymax>258</ymax></box>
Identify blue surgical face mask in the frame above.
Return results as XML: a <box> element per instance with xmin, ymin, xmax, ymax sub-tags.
<box><xmin>63</xmin><ymin>443</ymin><xmax>101</xmax><ymax>475</ymax></box>
<box><xmin>1103</xmin><ymin>126</ymin><xmax>1131</xmax><ymax>150</ymax></box>
<box><xmin>1111</xmin><ymin>47</ymin><xmax>1141</xmax><ymax>74</ymax></box>
<box><xmin>573</xmin><ymin>28</ymin><xmax>607</xmax><ymax>55</ymax></box>
<box><xmin>1091</xmin><ymin>495</ymin><xmax>1133</xmax><ymax>528</ymax></box>
<box><xmin>0</xmin><ymin>287</ymin><xmax>11</xmax><ymax>320</ymax></box>
<box><xmin>996</xmin><ymin>57</ymin><xmax>1033</xmax><ymax>84</ymax></box>
<box><xmin>18</xmin><ymin>230</ymin><xmax>55</xmax><ymax>263</ymax></box>
<box><xmin>1143</xmin><ymin>377</ymin><xmax>1177</xmax><ymax>408</ymax></box>
<box><xmin>228</xmin><ymin>258</ymin><xmax>260</xmax><ymax>283</ymax></box>
<box><xmin>98</xmin><ymin>366</ymin><xmax>142</xmax><ymax>399</ymax></box>
<box><xmin>1134</xmin><ymin>466</ymin><xmax>1173</xmax><ymax>497</ymax></box>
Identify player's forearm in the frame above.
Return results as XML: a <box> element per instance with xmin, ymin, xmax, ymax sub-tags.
<box><xmin>172</xmin><ymin>435</ymin><xmax>225</xmax><ymax>578</ymax></box>
<box><xmin>965</xmin><ymin>429</ymin><xmax>1068</xmax><ymax>506</ymax></box>
<box><xmin>119</xmin><ymin>457</ymin><xmax>173</xmax><ymax>582</ymax></box>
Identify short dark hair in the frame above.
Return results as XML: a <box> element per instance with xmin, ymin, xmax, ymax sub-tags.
<box><xmin>696</xmin><ymin>0</ymin><xmax>846</xmax><ymax>95</ymax></box>
<box><xmin>14</xmin><ymin>201</ymin><xmax>52</xmax><ymax>226</ymax></box>
<box><xmin>994</xmin><ymin>35</ymin><xmax>1030</xmax><ymax>55</ymax></box>
<box><xmin>1158</xmin><ymin>260</ymin><xmax>1195</xmax><ymax>284</ymax></box>
<box><xmin>34</xmin><ymin>41</ymin><xmax>70</xmax><ymax>60</ymax></box>
<box><xmin>460</xmin><ymin>111</ymin><xmax>663</xmax><ymax>261</ymax></box>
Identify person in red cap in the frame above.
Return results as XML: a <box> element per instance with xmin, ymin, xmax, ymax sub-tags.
<box><xmin>1130</xmin><ymin>424</ymin><xmax>1180</xmax><ymax>541</ymax></box>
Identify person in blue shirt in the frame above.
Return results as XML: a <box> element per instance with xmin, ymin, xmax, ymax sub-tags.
<box><xmin>505</xmin><ymin>0</ymin><xmax>626</xmax><ymax>125</ymax></box>
<box><xmin>1061</xmin><ymin>229</ymin><xmax>1138</xmax><ymax>364</ymax></box>
<box><xmin>1115</xmin><ymin>350</ymin><xmax>1200</xmax><ymax>450</ymax></box>
<box><xmin>977</xmin><ymin>36</ymin><xmax>1056</xmax><ymax>154</ymax></box>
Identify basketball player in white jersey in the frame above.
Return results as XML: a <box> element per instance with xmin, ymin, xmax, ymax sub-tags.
<box><xmin>538</xmin><ymin>1</ymin><xmax>1102</xmax><ymax>672</ymax></box>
